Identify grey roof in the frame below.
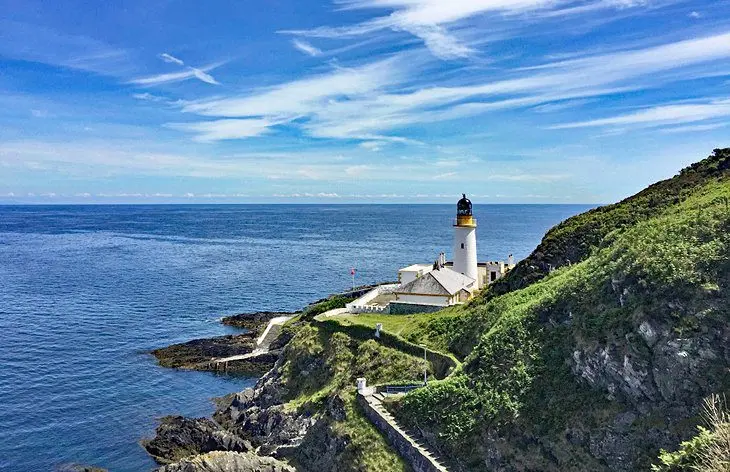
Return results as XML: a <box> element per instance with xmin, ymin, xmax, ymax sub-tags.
<box><xmin>396</xmin><ymin>267</ymin><xmax>475</xmax><ymax>296</ymax></box>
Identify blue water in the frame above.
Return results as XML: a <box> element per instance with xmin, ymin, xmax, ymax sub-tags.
<box><xmin>0</xmin><ymin>204</ymin><xmax>593</xmax><ymax>471</ymax></box>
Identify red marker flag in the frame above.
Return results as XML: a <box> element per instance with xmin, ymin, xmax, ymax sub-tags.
<box><xmin>350</xmin><ymin>268</ymin><xmax>356</xmax><ymax>276</ymax></box>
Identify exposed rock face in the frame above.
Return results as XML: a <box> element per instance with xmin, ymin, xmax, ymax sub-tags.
<box><xmin>214</xmin><ymin>365</ymin><xmax>316</xmax><ymax>456</ymax></box>
<box><xmin>142</xmin><ymin>416</ymin><xmax>251</xmax><ymax>464</ymax></box>
<box><xmin>567</xmin><ymin>314</ymin><xmax>730</xmax><ymax>470</ymax></box>
<box><xmin>155</xmin><ymin>451</ymin><xmax>294</xmax><ymax>472</ymax></box>
<box><xmin>571</xmin><ymin>318</ymin><xmax>729</xmax><ymax>407</ymax></box>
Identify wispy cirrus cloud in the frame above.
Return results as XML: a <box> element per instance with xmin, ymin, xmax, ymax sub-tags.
<box><xmin>292</xmin><ymin>39</ymin><xmax>323</xmax><ymax>56</ymax></box>
<box><xmin>167</xmin><ymin>118</ymin><xmax>283</xmax><ymax>141</ymax></box>
<box><xmin>284</xmin><ymin>0</ymin><xmax>657</xmax><ymax>59</ymax></box>
<box><xmin>551</xmin><ymin>99</ymin><xmax>730</xmax><ymax>129</ymax></box>
<box><xmin>171</xmin><ymin>31</ymin><xmax>730</xmax><ymax>142</ymax></box>
<box><xmin>129</xmin><ymin>53</ymin><xmax>221</xmax><ymax>86</ymax></box>
<box><xmin>0</xmin><ymin>20</ymin><xmax>133</xmax><ymax>76</ymax></box>
<box><xmin>159</xmin><ymin>52</ymin><xmax>185</xmax><ymax>65</ymax></box>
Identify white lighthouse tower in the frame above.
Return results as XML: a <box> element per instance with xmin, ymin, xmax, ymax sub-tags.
<box><xmin>452</xmin><ymin>194</ymin><xmax>479</xmax><ymax>286</ymax></box>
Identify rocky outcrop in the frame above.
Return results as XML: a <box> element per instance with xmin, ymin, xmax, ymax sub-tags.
<box><xmin>56</xmin><ymin>464</ymin><xmax>108</xmax><ymax>472</ymax></box>
<box><xmin>142</xmin><ymin>416</ymin><xmax>251</xmax><ymax>464</ymax></box>
<box><xmin>566</xmin><ymin>313</ymin><xmax>730</xmax><ymax>470</ymax></box>
<box><xmin>213</xmin><ymin>367</ymin><xmax>316</xmax><ymax>456</ymax></box>
<box><xmin>221</xmin><ymin>312</ymin><xmax>298</xmax><ymax>331</ymax></box>
<box><xmin>155</xmin><ymin>451</ymin><xmax>294</xmax><ymax>472</ymax></box>
<box><xmin>571</xmin><ymin>317</ymin><xmax>729</xmax><ymax>408</ymax></box>
<box><xmin>152</xmin><ymin>334</ymin><xmax>257</xmax><ymax>370</ymax></box>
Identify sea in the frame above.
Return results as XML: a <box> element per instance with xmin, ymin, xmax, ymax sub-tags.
<box><xmin>0</xmin><ymin>204</ymin><xmax>594</xmax><ymax>472</ymax></box>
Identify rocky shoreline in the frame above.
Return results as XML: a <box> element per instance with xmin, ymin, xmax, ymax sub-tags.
<box><xmin>150</xmin><ymin>311</ymin><xmax>297</xmax><ymax>376</ymax></box>
<box><xmin>143</xmin><ymin>310</ymin><xmax>310</xmax><ymax>471</ymax></box>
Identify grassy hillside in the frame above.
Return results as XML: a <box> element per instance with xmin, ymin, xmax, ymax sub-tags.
<box><xmin>487</xmin><ymin>148</ymin><xmax>730</xmax><ymax>298</ymax></box>
<box><xmin>391</xmin><ymin>149</ymin><xmax>730</xmax><ymax>471</ymax></box>
<box><xmin>264</xmin><ymin>322</ymin><xmax>426</xmax><ymax>472</ymax></box>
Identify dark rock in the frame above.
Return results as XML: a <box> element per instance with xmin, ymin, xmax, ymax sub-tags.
<box><xmin>152</xmin><ymin>334</ymin><xmax>257</xmax><ymax>370</ymax></box>
<box><xmin>56</xmin><ymin>464</ymin><xmax>108</xmax><ymax>472</ymax></box>
<box><xmin>221</xmin><ymin>312</ymin><xmax>298</xmax><ymax>332</ymax></box>
<box><xmin>142</xmin><ymin>416</ymin><xmax>251</xmax><ymax>464</ymax></box>
<box><xmin>326</xmin><ymin>394</ymin><xmax>346</xmax><ymax>421</ymax></box>
<box><xmin>155</xmin><ymin>451</ymin><xmax>294</xmax><ymax>472</ymax></box>
<box><xmin>290</xmin><ymin>415</ymin><xmax>349</xmax><ymax>472</ymax></box>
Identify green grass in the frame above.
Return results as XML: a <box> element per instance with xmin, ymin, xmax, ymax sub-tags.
<box><xmin>274</xmin><ymin>149</ymin><xmax>729</xmax><ymax>472</ymax></box>
<box><xmin>392</xmin><ymin>150</ymin><xmax>730</xmax><ymax>471</ymax></box>
<box><xmin>268</xmin><ymin>323</ymin><xmax>425</xmax><ymax>470</ymax></box>
<box><xmin>300</xmin><ymin>295</ymin><xmax>356</xmax><ymax>321</ymax></box>
<box><xmin>320</xmin><ymin>308</ymin><xmax>464</xmax><ymax>354</ymax></box>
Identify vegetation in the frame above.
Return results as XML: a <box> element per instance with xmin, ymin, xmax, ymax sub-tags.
<box><xmin>300</xmin><ymin>295</ymin><xmax>356</xmax><ymax>321</ymax></box>
<box><xmin>391</xmin><ymin>149</ymin><xmax>730</xmax><ymax>471</ymax></box>
<box><xmin>273</xmin><ymin>323</ymin><xmax>426</xmax><ymax>470</ymax></box>
<box><xmin>653</xmin><ymin>395</ymin><xmax>730</xmax><ymax>472</ymax></box>
<box><xmin>319</xmin><ymin>308</ymin><xmax>464</xmax><ymax>355</ymax></box>
<box><xmin>266</xmin><ymin>149</ymin><xmax>729</xmax><ymax>471</ymax></box>
<box><xmin>487</xmin><ymin>148</ymin><xmax>730</xmax><ymax>299</ymax></box>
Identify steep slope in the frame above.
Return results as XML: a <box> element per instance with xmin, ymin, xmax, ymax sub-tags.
<box><xmin>393</xmin><ymin>149</ymin><xmax>730</xmax><ymax>471</ymax></box>
<box><xmin>487</xmin><ymin>148</ymin><xmax>730</xmax><ymax>298</ymax></box>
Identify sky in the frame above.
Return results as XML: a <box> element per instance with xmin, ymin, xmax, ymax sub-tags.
<box><xmin>1</xmin><ymin>0</ymin><xmax>729</xmax><ymax>204</ymax></box>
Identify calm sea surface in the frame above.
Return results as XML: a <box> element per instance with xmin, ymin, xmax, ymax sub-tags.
<box><xmin>0</xmin><ymin>204</ymin><xmax>593</xmax><ymax>471</ymax></box>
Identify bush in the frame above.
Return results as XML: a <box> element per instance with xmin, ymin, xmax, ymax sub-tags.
<box><xmin>653</xmin><ymin>394</ymin><xmax>730</xmax><ymax>472</ymax></box>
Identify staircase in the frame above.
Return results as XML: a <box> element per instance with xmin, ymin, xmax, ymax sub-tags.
<box><xmin>359</xmin><ymin>392</ymin><xmax>451</xmax><ymax>472</ymax></box>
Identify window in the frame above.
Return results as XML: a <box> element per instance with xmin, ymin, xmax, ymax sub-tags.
<box><xmin>461</xmin><ymin>243</ymin><xmax>464</xmax><ymax>249</ymax></box>
<box><xmin>490</xmin><ymin>271</ymin><xmax>497</xmax><ymax>281</ymax></box>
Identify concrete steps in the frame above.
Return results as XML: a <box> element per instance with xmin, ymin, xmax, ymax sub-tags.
<box><xmin>364</xmin><ymin>394</ymin><xmax>450</xmax><ymax>472</ymax></box>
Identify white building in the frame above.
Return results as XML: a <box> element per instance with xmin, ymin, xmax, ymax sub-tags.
<box><xmin>393</xmin><ymin>263</ymin><xmax>476</xmax><ymax>308</ymax></box>
<box><xmin>398</xmin><ymin>263</ymin><xmax>436</xmax><ymax>285</ymax></box>
<box><xmin>345</xmin><ymin>194</ymin><xmax>517</xmax><ymax>315</ymax></box>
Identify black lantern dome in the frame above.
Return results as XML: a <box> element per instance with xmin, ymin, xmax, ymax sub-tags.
<box><xmin>457</xmin><ymin>193</ymin><xmax>472</xmax><ymax>216</ymax></box>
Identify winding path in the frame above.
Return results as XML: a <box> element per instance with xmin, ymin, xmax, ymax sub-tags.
<box><xmin>212</xmin><ymin>315</ymin><xmax>294</xmax><ymax>365</ymax></box>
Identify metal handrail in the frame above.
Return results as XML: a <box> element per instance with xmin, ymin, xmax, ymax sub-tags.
<box><xmin>384</xmin><ymin>384</ymin><xmax>424</xmax><ymax>394</ymax></box>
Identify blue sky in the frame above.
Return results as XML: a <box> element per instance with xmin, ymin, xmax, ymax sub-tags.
<box><xmin>1</xmin><ymin>0</ymin><xmax>729</xmax><ymax>204</ymax></box>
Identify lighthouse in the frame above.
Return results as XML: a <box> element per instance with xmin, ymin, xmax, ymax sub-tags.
<box><xmin>453</xmin><ymin>194</ymin><xmax>478</xmax><ymax>285</ymax></box>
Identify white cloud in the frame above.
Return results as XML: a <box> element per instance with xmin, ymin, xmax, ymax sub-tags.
<box><xmin>168</xmin><ymin>118</ymin><xmax>278</xmax><ymax>141</ymax></box>
<box><xmin>359</xmin><ymin>141</ymin><xmax>384</xmax><ymax>151</ymax></box>
<box><xmin>344</xmin><ymin>164</ymin><xmax>373</xmax><ymax>176</ymax></box>
<box><xmin>288</xmin><ymin>0</ymin><xmax>653</xmax><ymax>59</ymax></box>
<box><xmin>130</xmin><ymin>69</ymin><xmax>203</xmax><ymax>86</ymax></box>
<box><xmin>688</xmin><ymin>11</ymin><xmax>701</xmax><ymax>19</ymax></box>
<box><xmin>133</xmin><ymin>92</ymin><xmax>168</xmax><ymax>102</ymax></box>
<box><xmin>658</xmin><ymin>123</ymin><xmax>728</xmax><ymax>133</ymax></box>
<box><xmin>292</xmin><ymin>39</ymin><xmax>323</xmax><ymax>56</ymax></box>
<box><xmin>551</xmin><ymin>99</ymin><xmax>730</xmax><ymax>129</ymax></box>
<box><xmin>159</xmin><ymin>53</ymin><xmax>185</xmax><ymax>65</ymax></box>
<box><xmin>172</xmin><ymin>32</ymin><xmax>730</xmax><ymax>142</ymax></box>
<box><xmin>183</xmin><ymin>58</ymin><xmax>400</xmax><ymax>117</ymax></box>
<box><xmin>30</xmin><ymin>109</ymin><xmax>50</xmax><ymax>118</ymax></box>
<box><xmin>190</xmin><ymin>67</ymin><xmax>220</xmax><ymax>85</ymax></box>
<box><xmin>130</xmin><ymin>62</ymin><xmax>222</xmax><ymax>86</ymax></box>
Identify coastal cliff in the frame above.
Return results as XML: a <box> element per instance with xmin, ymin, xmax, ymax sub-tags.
<box><xmin>394</xmin><ymin>148</ymin><xmax>730</xmax><ymax>471</ymax></box>
<box><xmin>145</xmin><ymin>149</ymin><xmax>729</xmax><ymax>472</ymax></box>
